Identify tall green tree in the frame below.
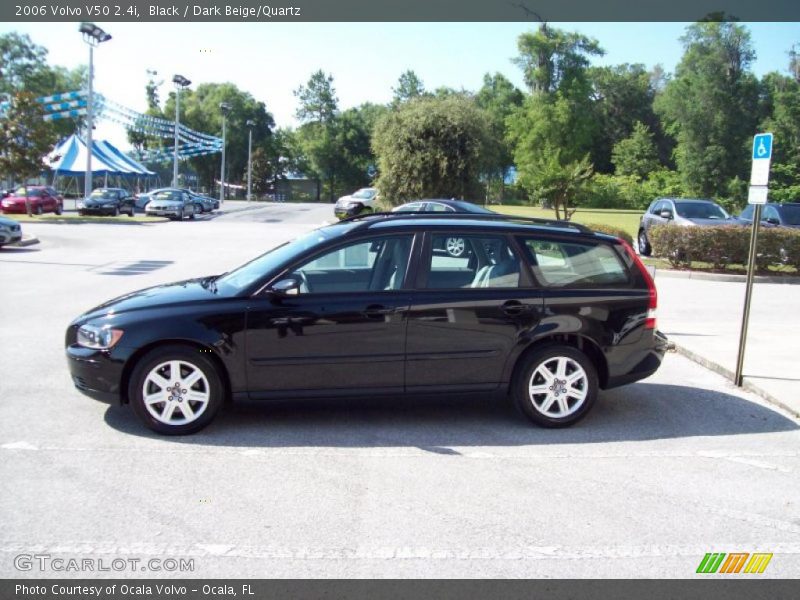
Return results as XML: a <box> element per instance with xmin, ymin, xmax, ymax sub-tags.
<box><xmin>611</xmin><ymin>121</ymin><xmax>660</xmax><ymax>180</ymax></box>
<box><xmin>589</xmin><ymin>64</ymin><xmax>665</xmax><ymax>172</ymax></box>
<box><xmin>655</xmin><ymin>20</ymin><xmax>759</xmax><ymax>197</ymax></box>
<box><xmin>372</xmin><ymin>95</ymin><xmax>491</xmax><ymax>203</ymax></box>
<box><xmin>0</xmin><ymin>92</ymin><xmax>57</xmax><ymax>205</ymax></box>
<box><xmin>475</xmin><ymin>72</ymin><xmax>524</xmax><ymax>200</ymax></box>
<box><xmin>759</xmin><ymin>70</ymin><xmax>800</xmax><ymax>200</ymax></box>
<box><xmin>392</xmin><ymin>70</ymin><xmax>426</xmax><ymax>104</ymax></box>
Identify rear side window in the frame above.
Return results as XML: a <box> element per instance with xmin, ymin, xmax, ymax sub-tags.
<box><xmin>424</xmin><ymin>234</ymin><xmax>521</xmax><ymax>289</ymax></box>
<box><xmin>520</xmin><ymin>238</ymin><xmax>629</xmax><ymax>288</ymax></box>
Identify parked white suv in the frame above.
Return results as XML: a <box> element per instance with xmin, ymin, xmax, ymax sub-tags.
<box><xmin>334</xmin><ymin>187</ymin><xmax>378</xmax><ymax>219</ymax></box>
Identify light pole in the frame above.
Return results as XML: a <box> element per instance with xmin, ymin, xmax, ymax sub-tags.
<box><xmin>79</xmin><ymin>22</ymin><xmax>111</xmax><ymax>201</ymax></box>
<box><xmin>219</xmin><ymin>102</ymin><xmax>231</xmax><ymax>204</ymax></box>
<box><xmin>246</xmin><ymin>119</ymin><xmax>255</xmax><ymax>202</ymax></box>
<box><xmin>171</xmin><ymin>74</ymin><xmax>191</xmax><ymax>188</ymax></box>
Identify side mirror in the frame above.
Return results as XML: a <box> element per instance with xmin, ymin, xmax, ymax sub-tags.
<box><xmin>660</xmin><ymin>209</ymin><xmax>674</xmax><ymax>220</ymax></box>
<box><xmin>270</xmin><ymin>278</ymin><xmax>300</xmax><ymax>296</ymax></box>
<box><xmin>765</xmin><ymin>217</ymin><xmax>780</xmax><ymax>226</ymax></box>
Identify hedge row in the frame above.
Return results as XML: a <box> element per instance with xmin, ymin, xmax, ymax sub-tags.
<box><xmin>648</xmin><ymin>224</ymin><xmax>800</xmax><ymax>272</ymax></box>
<box><xmin>585</xmin><ymin>223</ymin><xmax>634</xmax><ymax>245</ymax></box>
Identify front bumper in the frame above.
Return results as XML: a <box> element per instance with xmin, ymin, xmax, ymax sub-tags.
<box><xmin>0</xmin><ymin>231</ymin><xmax>22</xmax><ymax>245</ymax></box>
<box><xmin>80</xmin><ymin>205</ymin><xmax>118</xmax><ymax>215</ymax></box>
<box><xmin>66</xmin><ymin>344</ymin><xmax>127</xmax><ymax>405</ymax></box>
<box><xmin>334</xmin><ymin>204</ymin><xmax>363</xmax><ymax>219</ymax></box>
<box><xmin>1</xmin><ymin>205</ymin><xmax>28</xmax><ymax>214</ymax></box>
<box><xmin>146</xmin><ymin>206</ymin><xmax>182</xmax><ymax>217</ymax></box>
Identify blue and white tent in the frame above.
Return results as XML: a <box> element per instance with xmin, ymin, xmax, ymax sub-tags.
<box><xmin>48</xmin><ymin>134</ymin><xmax>154</xmax><ymax>176</ymax></box>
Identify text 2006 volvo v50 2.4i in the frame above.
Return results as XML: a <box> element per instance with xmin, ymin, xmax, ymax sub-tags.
<box><xmin>66</xmin><ymin>213</ymin><xmax>668</xmax><ymax>435</ymax></box>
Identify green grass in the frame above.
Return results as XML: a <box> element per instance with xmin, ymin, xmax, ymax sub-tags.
<box><xmin>8</xmin><ymin>212</ymin><xmax>168</xmax><ymax>224</ymax></box>
<box><xmin>641</xmin><ymin>256</ymin><xmax>798</xmax><ymax>276</ymax></box>
<box><xmin>493</xmin><ymin>205</ymin><xmax>643</xmax><ymax>240</ymax></box>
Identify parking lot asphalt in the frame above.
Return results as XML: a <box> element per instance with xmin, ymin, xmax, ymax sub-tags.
<box><xmin>655</xmin><ymin>272</ymin><xmax>800</xmax><ymax>417</ymax></box>
<box><xmin>1</xmin><ymin>202</ymin><xmax>799</xmax><ymax>578</ymax></box>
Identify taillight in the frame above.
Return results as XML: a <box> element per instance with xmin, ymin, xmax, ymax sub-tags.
<box><xmin>618</xmin><ymin>238</ymin><xmax>657</xmax><ymax>330</ymax></box>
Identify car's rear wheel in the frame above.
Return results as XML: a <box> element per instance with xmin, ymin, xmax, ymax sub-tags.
<box><xmin>129</xmin><ymin>345</ymin><xmax>223</xmax><ymax>435</ymax></box>
<box><xmin>54</xmin><ymin>203</ymin><xmax>63</xmax><ymax>215</ymax></box>
<box><xmin>35</xmin><ymin>204</ymin><xmax>43</xmax><ymax>215</ymax></box>
<box><xmin>513</xmin><ymin>345</ymin><xmax>598</xmax><ymax>428</ymax></box>
<box><xmin>638</xmin><ymin>229</ymin><xmax>651</xmax><ymax>256</ymax></box>
<box><xmin>112</xmin><ymin>206</ymin><xmax>120</xmax><ymax>217</ymax></box>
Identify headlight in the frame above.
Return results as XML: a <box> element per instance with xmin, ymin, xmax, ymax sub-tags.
<box><xmin>77</xmin><ymin>324</ymin><xmax>124</xmax><ymax>349</ymax></box>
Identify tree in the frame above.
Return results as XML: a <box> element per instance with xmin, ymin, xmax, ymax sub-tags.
<box><xmin>475</xmin><ymin>72</ymin><xmax>524</xmax><ymax>200</ymax></box>
<box><xmin>294</xmin><ymin>70</ymin><xmax>338</xmax><ymax>123</ymax></box>
<box><xmin>655</xmin><ymin>20</ymin><xmax>760</xmax><ymax>197</ymax></box>
<box><xmin>611</xmin><ymin>121</ymin><xmax>660</xmax><ymax>179</ymax></box>
<box><xmin>372</xmin><ymin>95</ymin><xmax>491</xmax><ymax>203</ymax></box>
<box><xmin>521</xmin><ymin>150</ymin><xmax>594</xmax><ymax>220</ymax></box>
<box><xmin>589</xmin><ymin>64</ymin><xmax>665</xmax><ymax>172</ymax></box>
<box><xmin>0</xmin><ymin>92</ymin><xmax>57</xmax><ymax>213</ymax></box>
<box><xmin>392</xmin><ymin>70</ymin><xmax>425</xmax><ymax>104</ymax></box>
<box><xmin>759</xmin><ymin>71</ymin><xmax>800</xmax><ymax>200</ymax></box>
<box><xmin>164</xmin><ymin>83</ymin><xmax>275</xmax><ymax>192</ymax></box>
<box><xmin>513</xmin><ymin>25</ymin><xmax>604</xmax><ymax>95</ymax></box>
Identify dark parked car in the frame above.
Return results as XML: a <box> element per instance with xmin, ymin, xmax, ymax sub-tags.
<box><xmin>144</xmin><ymin>188</ymin><xmax>197</xmax><ymax>220</ymax></box>
<box><xmin>188</xmin><ymin>192</ymin><xmax>216</xmax><ymax>214</ymax></box>
<box><xmin>1</xmin><ymin>186</ymin><xmax>63</xmax><ymax>215</ymax></box>
<box><xmin>66</xmin><ymin>212</ymin><xmax>667</xmax><ymax>435</ymax></box>
<box><xmin>78</xmin><ymin>188</ymin><xmax>136</xmax><ymax>217</ymax></box>
<box><xmin>638</xmin><ymin>197</ymin><xmax>732</xmax><ymax>255</ymax></box>
<box><xmin>735</xmin><ymin>202</ymin><xmax>800</xmax><ymax>229</ymax></box>
<box><xmin>0</xmin><ymin>215</ymin><xmax>22</xmax><ymax>247</ymax></box>
<box><xmin>392</xmin><ymin>199</ymin><xmax>496</xmax><ymax>256</ymax></box>
<box><xmin>334</xmin><ymin>187</ymin><xmax>379</xmax><ymax>219</ymax></box>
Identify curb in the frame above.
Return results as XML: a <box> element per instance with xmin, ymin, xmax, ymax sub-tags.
<box><xmin>653</xmin><ymin>267</ymin><xmax>800</xmax><ymax>285</ymax></box>
<box><xmin>670</xmin><ymin>342</ymin><xmax>800</xmax><ymax>419</ymax></box>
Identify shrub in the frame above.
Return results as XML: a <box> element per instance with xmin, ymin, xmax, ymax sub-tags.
<box><xmin>648</xmin><ymin>224</ymin><xmax>800</xmax><ymax>272</ymax></box>
<box><xmin>585</xmin><ymin>222</ymin><xmax>633</xmax><ymax>246</ymax></box>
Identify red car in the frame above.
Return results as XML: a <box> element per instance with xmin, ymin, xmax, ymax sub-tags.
<box><xmin>1</xmin><ymin>186</ymin><xmax>63</xmax><ymax>215</ymax></box>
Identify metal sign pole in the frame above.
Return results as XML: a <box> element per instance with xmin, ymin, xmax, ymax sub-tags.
<box><xmin>735</xmin><ymin>132</ymin><xmax>773</xmax><ymax>387</ymax></box>
<box><xmin>734</xmin><ymin>204</ymin><xmax>762</xmax><ymax>386</ymax></box>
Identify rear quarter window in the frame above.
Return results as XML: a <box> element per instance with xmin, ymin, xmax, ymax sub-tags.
<box><xmin>519</xmin><ymin>238</ymin><xmax>630</xmax><ymax>288</ymax></box>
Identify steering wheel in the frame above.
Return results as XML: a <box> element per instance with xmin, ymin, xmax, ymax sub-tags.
<box><xmin>296</xmin><ymin>270</ymin><xmax>311</xmax><ymax>294</ymax></box>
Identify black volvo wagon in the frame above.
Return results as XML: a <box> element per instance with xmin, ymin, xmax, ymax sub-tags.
<box><xmin>66</xmin><ymin>213</ymin><xmax>668</xmax><ymax>435</ymax></box>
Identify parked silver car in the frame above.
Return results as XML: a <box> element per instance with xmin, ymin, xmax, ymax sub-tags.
<box><xmin>637</xmin><ymin>198</ymin><xmax>732</xmax><ymax>256</ymax></box>
<box><xmin>144</xmin><ymin>189</ymin><xmax>197</xmax><ymax>221</ymax></box>
<box><xmin>0</xmin><ymin>215</ymin><xmax>22</xmax><ymax>248</ymax></box>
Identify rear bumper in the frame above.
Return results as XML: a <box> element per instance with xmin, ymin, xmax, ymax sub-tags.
<box><xmin>604</xmin><ymin>330</ymin><xmax>669</xmax><ymax>389</ymax></box>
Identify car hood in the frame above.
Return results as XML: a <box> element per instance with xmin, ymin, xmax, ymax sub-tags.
<box><xmin>85</xmin><ymin>198</ymin><xmax>116</xmax><ymax>205</ymax></box>
<box><xmin>79</xmin><ymin>277</ymin><xmax>226</xmax><ymax>321</ymax></box>
<box><xmin>0</xmin><ymin>216</ymin><xmax>20</xmax><ymax>226</ymax></box>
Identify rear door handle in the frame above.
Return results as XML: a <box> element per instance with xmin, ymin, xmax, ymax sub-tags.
<box><xmin>364</xmin><ymin>304</ymin><xmax>392</xmax><ymax>319</ymax></box>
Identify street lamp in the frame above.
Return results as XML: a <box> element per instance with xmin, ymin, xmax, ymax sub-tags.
<box><xmin>171</xmin><ymin>74</ymin><xmax>191</xmax><ymax>187</ymax></box>
<box><xmin>79</xmin><ymin>22</ymin><xmax>111</xmax><ymax>201</ymax></box>
<box><xmin>219</xmin><ymin>102</ymin><xmax>231</xmax><ymax>204</ymax></box>
<box><xmin>246</xmin><ymin>119</ymin><xmax>255</xmax><ymax>202</ymax></box>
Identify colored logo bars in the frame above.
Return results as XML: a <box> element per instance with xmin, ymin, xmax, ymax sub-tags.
<box><xmin>696</xmin><ymin>552</ymin><xmax>773</xmax><ymax>574</ymax></box>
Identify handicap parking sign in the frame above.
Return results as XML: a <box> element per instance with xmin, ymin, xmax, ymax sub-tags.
<box><xmin>752</xmin><ymin>133</ymin><xmax>772</xmax><ymax>160</ymax></box>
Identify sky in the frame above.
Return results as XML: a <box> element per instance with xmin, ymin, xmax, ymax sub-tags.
<box><xmin>2</xmin><ymin>21</ymin><xmax>798</xmax><ymax>150</ymax></box>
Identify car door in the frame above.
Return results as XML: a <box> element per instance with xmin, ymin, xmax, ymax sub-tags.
<box><xmin>245</xmin><ymin>233</ymin><xmax>416</xmax><ymax>398</ymax></box>
<box><xmin>404</xmin><ymin>232</ymin><xmax>542</xmax><ymax>391</ymax></box>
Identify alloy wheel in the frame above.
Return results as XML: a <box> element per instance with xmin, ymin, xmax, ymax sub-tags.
<box><xmin>528</xmin><ymin>356</ymin><xmax>589</xmax><ymax>418</ymax></box>
<box><xmin>141</xmin><ymin>360</ymin><xmax>210</xmax><ymax>426</ymax></box>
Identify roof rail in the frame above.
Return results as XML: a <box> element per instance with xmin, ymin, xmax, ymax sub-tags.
<box><xmin>338</xmin><ymin>211</ymin><xmax>594</xmax><ymax>234</ymax></box>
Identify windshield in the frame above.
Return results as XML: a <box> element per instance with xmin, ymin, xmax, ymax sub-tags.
<box><xmin>153</xmin><ymin>191</ymin><xmax>182</xmax><ymax>202</ymax></box>
<box><xmin>779</xmin><ymin>205</ymin><xmax>800</xmax><ymax>225</ymax></box>
<box><xmin>90</xmin><ymin>190</ymin><xmax>116</xmax><ymax>199</ymax></box>
<box><xmin>214</xmin><ymin>225</ymin><xmax>354</xmax><ymax>294</ymax></box>
<box><xmin>14</xmin><ymin>187</ymin><xmax>41</xmax><ymax>197</ymax></box>
<box><xmin>351</xmin><ymin>188</ymin><xmax>376</xmax><ymax>199</ymax></box>
<box><xmin>675</xmin><ymin>202</ymin><xmax>728</xmax><ymax>220</ymax></box>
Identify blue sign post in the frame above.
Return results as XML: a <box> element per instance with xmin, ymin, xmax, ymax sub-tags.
<box><xmin>736</xmin><ymin>133</ymin><xmax>774</xmax><ymax>386</ymax></box>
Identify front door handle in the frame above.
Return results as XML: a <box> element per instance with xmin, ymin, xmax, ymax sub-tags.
<box><xmin>501</xmin><ymin>300</ymin><xmax>529</xmax><ymax>316</ymax></box>
<box><xmin>364</xmin><ymin>304</ymin><xmax>392</xmax><ymax>319</ymax></box>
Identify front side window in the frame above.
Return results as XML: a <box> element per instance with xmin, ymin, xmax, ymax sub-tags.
<box><xmin>288</xmin><ymin>235</ymin><xmax>413</xmax><ymax>293</ymax></box>
<box><xmin>424</xmin><ymin>235</ymin><xmax>521</xmax><ymax>289</ymax></box>
<box><xmin>521</xmin><ymin>238</ymin><xmax>629</xmax><ymax>288</ymax></box>
<box><xmin>675</xmin><ymin>202</ymin><xmax>728</xmax><ymax>220</ymax></box>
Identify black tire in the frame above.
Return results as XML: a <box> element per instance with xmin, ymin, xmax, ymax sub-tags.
<box><xmin>35</xmin><ymin>204</ymin><xmax>43</xmax><ymax>216</ymax></box>
<box><xmin>175</xmin><ymin>209</ymin><xmax>184</xmax><ymax>221</ymax></box>
<box><xmin>188</xmin><ymin>206</ymin><xmax>195</xmax><ymax>220</ymax></box>
<box><xmin>127</xmin><ymin>208</ymin><xmax>135</xmax><ymax>217</ymax></box>
<box><xmin>128</xmin><ymin>345</ymin><xmax>224</xmax><ymax>435</ymax></box>
<box><xmin>638</xmin><ymin>229</ymin><xmax>651</xmax><ymax>256</ymax></box>
<box><xmin>54</xmin><ymin>203</ymin><xmax>63</xmax><ymax>215</ymax></box>
<box><xmin>78</xmin><ymin>210</ymin><xmax>85</xmax><ymax>216</ymax></box>
<box><xmin>112</xmin><ymin>206</ymin><xmax>120</xmax><ymax>217</ymax></box>
<box><xmin>512</xmin><ymin>344</ymin><xmax>598</xmax><ymax>428</ymax></box>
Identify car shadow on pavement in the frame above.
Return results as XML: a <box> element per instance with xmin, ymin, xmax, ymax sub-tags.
<box><xmin>103</xmin><ymin>381</ymin><xmax>798</xmax><ymax>447</ymax></box>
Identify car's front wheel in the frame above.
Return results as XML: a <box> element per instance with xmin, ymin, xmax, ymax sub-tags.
<box><xmin>54</xmin><ymin>203</ymin><xmax>63</xmax><ymax>215</ymax></box>
<box><xmin>638</xmin><ymin>229</ymin><xmax>651</xmax><ymax>256</ymax></box>
<box><xmin>129</xmin><ymin>345</ymin><xmax>224</xmax><ymax>435</ymax></box>
<box><xmin>513</xmin><ymin>345</ymin><xmax>598</xmax><ymax>428</ymax></box>
<box><xmin>445</xmin><ymin>237</ymin><xmax>466</xmax><ymax>257</ymax></box>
